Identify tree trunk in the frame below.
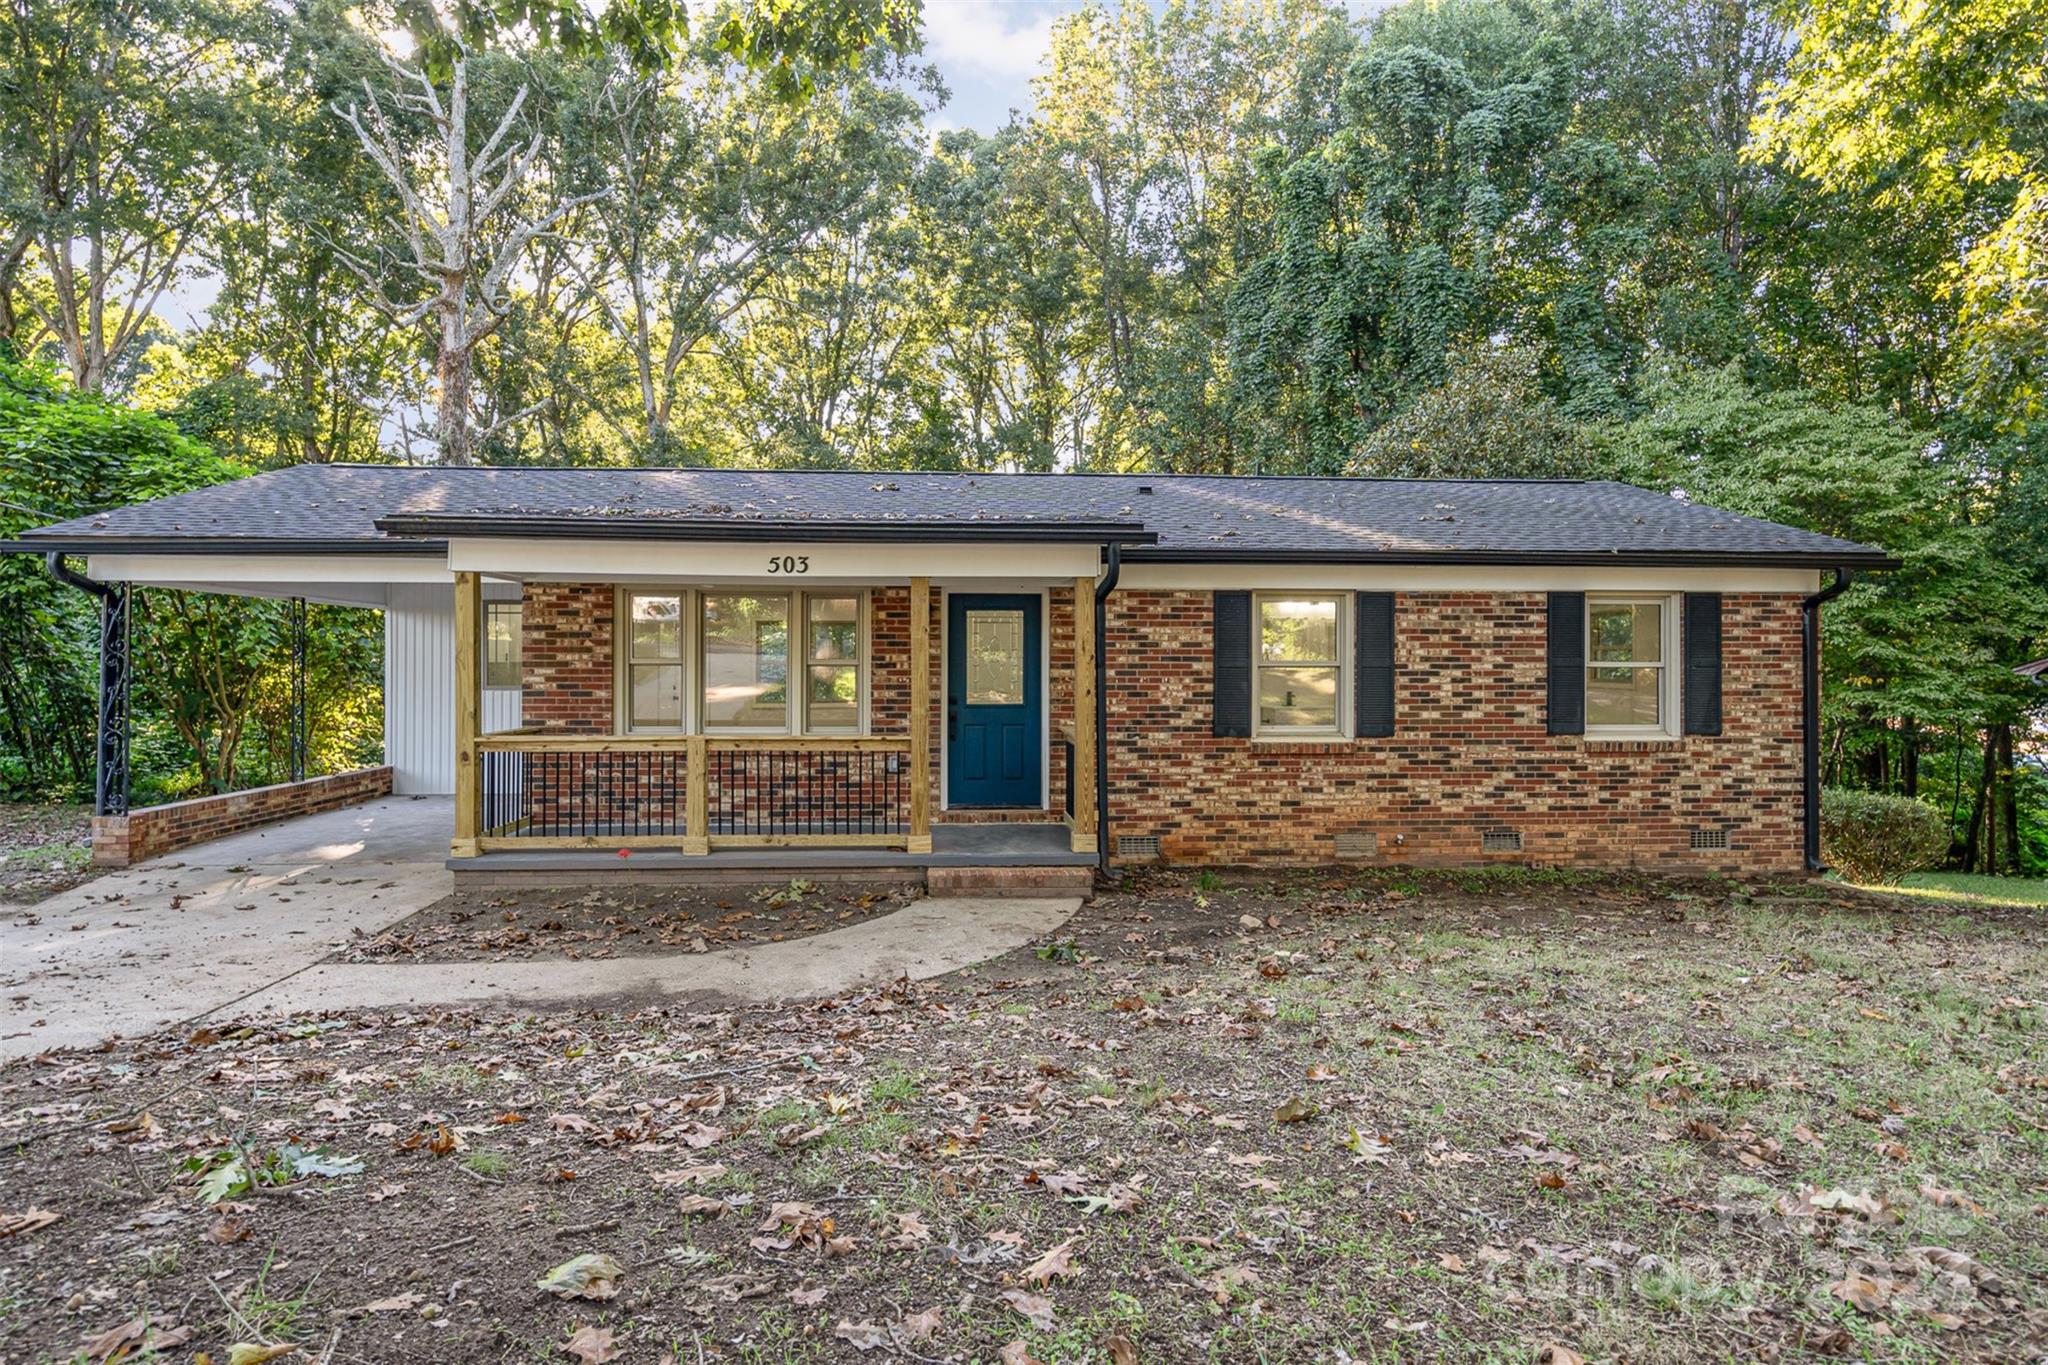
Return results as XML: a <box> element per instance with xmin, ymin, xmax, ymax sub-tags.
<box><xmin>1900</xmin><ymin>716</ymin><xmax>1919</xmax><ymax>797</ymax></box>
<box><xmin>1961</xmin><ymin>728</ymin><xmax>1991</xmax><ymax>872</ymax></box>
<box><xmin>437</xmin><ymin>341</ymin><xmax>475</xmax><ymax>467</ymax></box>
<box><xmin>1997</xmin><ymin>724</ymin><xmax>2019</xmax><ymax>875</ymax></box>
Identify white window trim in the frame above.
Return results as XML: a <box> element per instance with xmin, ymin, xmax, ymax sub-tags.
<box><xmin>1583</xmin><ymin>592</ymin><xmax>1680</xmax><ymax>739</ymax></box>
<box><xmin>613</xmin><ymin>586</ymin><xmax>870</xmax><ymax>737</ymax></box>
<box><xmin>1250</xmin><ymin>590</ymin><xmax>1351</xmax><ymax>740</ymax></box>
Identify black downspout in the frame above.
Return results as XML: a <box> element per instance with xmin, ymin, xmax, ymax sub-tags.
<box><xmin>1093</xmin><ymin>541</ymin><xmax>1122</xmax><ymax>873</ymax></box>
<box><xmin>46</xmin><ymin>552</ymin><xmax>131</xmax><ymax>817</ymax></box>
<box><xmin>1802</xmin><ymin>568</ymin><xmax>1853</xmax><ymax>871</ymax></box>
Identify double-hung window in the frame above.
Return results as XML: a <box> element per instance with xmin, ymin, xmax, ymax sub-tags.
<box><xmin>1254</xmin><ymin>593</ymin><xmax>1346</xmax><ymax>737</ymax></box>
<box><xmin>802</xmin><ymin>595</ymin><xmax>861</xmax><ymax>733</ymax></box>
<box><xmin>619</xmin><ymin>588</ymin><xmax>864</xmax><ymax>735</ymax></box>
<box><xmin>624</xmin><ymin>592</ymin><xmax>686</xmax><ymax>730</ymax></box>
<box><xmin>1585</xmin><ymin>595</ymin><xmax>1676</xmax><ymax>734</ymax></box>
<box><xmin>483</xmin><ymin>601</ymin><xmax>522</xmax><ymax>689</ymax></box>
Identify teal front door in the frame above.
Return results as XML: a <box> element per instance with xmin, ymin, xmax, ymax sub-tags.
<box><xmin>946</xmin><ymin>593</ymin><xmax>1042</xmax><ymax>808</ymax></box>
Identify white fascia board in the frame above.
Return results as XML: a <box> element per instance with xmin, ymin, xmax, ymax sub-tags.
<box><xmin>85</xmin><ymin>553</ymin><xmax>450</xmax><ymax>588</ymax></box>
<box><xmin>446</xmin><ymin>537</ymin><xmax>1103</xmax><ymax>584</ymax></box>
<box><xmin>1119</xmin><ymin>563</ymin><xmax>1824</xmax><ymax>594</ymax></box>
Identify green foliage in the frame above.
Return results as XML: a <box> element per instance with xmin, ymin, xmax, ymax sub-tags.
<box><xmin>0</xmin><ymin>355</ymin><xmax>381</xmax><ymax>800</ymax></box>
<box><xmin>1821</xmin><ymin>788</ymin><xmax>1952</xmax><ymax>886</ymax></box>
<box><xmin>1592</xmin><ymin>367</ymin><xmax>2047</xmax><ymax>756</ymax></box>
<box><xmin>1755</xmin><ymin>0</ymin><xmax>2048</xmax><ymax>428</ymax></box>
<box><xmin>390</xmin><ymin>0</ymin><xmax>917</xmax><ymax>99</ymax></box>
<box><xmin>0</xmin><ymin>355</ymin><xmax>232</xmax><ymax>796</ymax></box>
<box><xmin>1352</xmin><ymin>347</ymin><xmax>1596</xmax><ymax>478</ymax></box>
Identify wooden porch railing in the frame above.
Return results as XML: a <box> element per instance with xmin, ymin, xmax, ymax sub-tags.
<box><xmin>469</xmin><ymin>733</ymin><xmax>922</xmax><ymax>854</ymax></box>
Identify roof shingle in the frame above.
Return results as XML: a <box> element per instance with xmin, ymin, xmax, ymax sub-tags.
<box><xmin>6</xmin><ymin>464</ymin><xmax>1894</xmax><ymax>566</ymax></box>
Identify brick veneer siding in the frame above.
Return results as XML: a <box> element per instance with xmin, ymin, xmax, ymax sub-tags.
<box><xmin>90</xmin><ymin>765</ymin><xmax>394</xmax><ymax>867</ymax></box>
<box><xmin>1102</xmin><ymin>590</ymin><xmax>1805</xmax><ymax>871</ymax></box>
<box><xmin>522</xmin><ymin>583</ymin><xmax>615</xmax><ymax>733</ymax></box>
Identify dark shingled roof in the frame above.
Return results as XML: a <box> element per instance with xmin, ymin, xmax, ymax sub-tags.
<box><xmin>4</xmin><ymin>463</ymin><xmax>1895</xmax><ymax>567</ymax></box>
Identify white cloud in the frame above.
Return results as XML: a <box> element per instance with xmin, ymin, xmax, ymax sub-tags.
<box><xmin>921</xmin><ymin>0</ymin><xmax>1064</xmax><ymax>82</ymax></box>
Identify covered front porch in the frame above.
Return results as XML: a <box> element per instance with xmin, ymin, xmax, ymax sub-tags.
<box><xmin>445</xmin><ymin>537</ymin><xmax>1116</xmax><ymax>869</ymax></box>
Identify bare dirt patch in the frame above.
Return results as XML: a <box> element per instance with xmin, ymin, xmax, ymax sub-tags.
<box><xmin>0</xmin><ymin>801</ymin><xmax>94</xmax><ymax>905</ymax></box>
<box><xmin>333</xmin><ymin>879</ymin><xmax>921</xmax><ymax>964</ymax></box>
<box><xmin>3</xmin><ymin>871</ymin><xmax>2044</xmax><ymax>1364</ymax></box>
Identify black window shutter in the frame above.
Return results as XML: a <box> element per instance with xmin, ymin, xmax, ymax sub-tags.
<box><xmin>1546</xmin><ymin>591</ymin><xmax>1585</xmax><ymax>735</ymax></box>
<box><xmin>1212</xmin><ymin>591</ymin><xmax>1252</xmax><ymax>738</ymax></box>
<box><xmin>1354</xmin><ymin>592</ymin><xmax>1395</xmax><ymax>737</ymax></box>
<box><xmin>1682</xmin><ymin>592</ymin><xmax>1723</xmax><ymax>736</ymax></box>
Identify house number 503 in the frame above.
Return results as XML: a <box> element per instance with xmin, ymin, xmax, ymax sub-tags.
<box><xmin>767</xmin><ymin>555</ymin><xmax>810</xmax><ymax>574</ymax></box>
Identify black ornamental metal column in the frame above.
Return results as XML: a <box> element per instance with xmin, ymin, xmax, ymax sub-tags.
<box><xmin>46</xmin><ymin>553</ymin><xmax>129</xmax><ymax>816</ymax></box>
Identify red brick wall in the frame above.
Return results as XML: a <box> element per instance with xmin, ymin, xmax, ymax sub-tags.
<box><xmin>522</xmin><ymin>583</ymin><xmax>614</xmax><ymax>734</ymax></box>
<box><xmin>1103</xmin><ymin>590</ymin><xmax>1805</xmax><ymax>871</ymax></box>
<box><xmin>90</xmin><ymin>766</ymin><xmax>394</xmax><ymax>867</ymax></box>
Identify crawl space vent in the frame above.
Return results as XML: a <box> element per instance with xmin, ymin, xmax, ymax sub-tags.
<box><xmin>1116</xmin><ymin>834</ymin><xmax>1162</xmax><ymax>861</ymax></box>
<box><xmin>1481</xmin><ymin>829</ymin><xmax>1523</xmax><ymax>854</ymax></box>
<box><xmin>1333</xmin><ymin>831</ymin><xmax>1378</xmax><ymax>860</ymax></box>
<box><xmin>1689</xmin><ymin>828</ymin><xmax>1731</xmax><ymax>851</ymax></box>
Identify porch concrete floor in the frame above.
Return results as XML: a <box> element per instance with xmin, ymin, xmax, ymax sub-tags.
<box><xmin>1</xmin><ymin>796</ymin><xmax>454</xmax><ymax>1060</ymax></box>
<box><xmin>1</xmin><ymin>796</ymin><xmax>1081</xmax><ymax>1058</ymax></box>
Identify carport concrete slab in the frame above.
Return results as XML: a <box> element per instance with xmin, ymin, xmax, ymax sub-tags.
<box><xmin>1</xmin><ymin>797</ymin><xmax>452</xmax><ymax>1059</ymax></box>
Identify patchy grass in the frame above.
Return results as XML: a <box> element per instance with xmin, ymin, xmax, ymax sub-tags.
<box><xmin>0</xmin><ymin>802</ymin><xmax>94</xmax><ymax>903</ymax></box>
<box><xmin>1885</xmin><ymin>871</ymin><xmax>2048</xmax><ymax>907</ymax></box>
<box><xmin>1</xmin><ymin>872</ymin><xmax>2044</xmax><ymax>1363</ymax></box>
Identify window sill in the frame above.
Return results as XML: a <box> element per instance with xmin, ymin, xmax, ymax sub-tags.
<box><xmin>1247</xmin><ymin>734</ymin><xmax>1354</xmax><ymax>748</ymax></box>
<box><xmin>1583</xmin><ymin>734</ymin><xmax>1685</xmax><ymax>752</ymax></box>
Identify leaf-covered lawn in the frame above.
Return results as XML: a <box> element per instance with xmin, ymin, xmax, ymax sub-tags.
<box><xmin>0</xmin><ymin>802</ymin><xmax>94</xmax><ymax>905</ymax></box>
<box><xmin>2</xmin><ymin>872</ymin><xmax>2044</xmax><ymax>1364</ymax></box>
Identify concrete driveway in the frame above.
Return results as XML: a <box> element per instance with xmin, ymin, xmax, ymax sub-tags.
<box><xmin>0</xmin><ymin>797</ymin><xmax>452</xmax><ymax>1059</ymax></box>
<box><xmin>2</xmin><ymin>796</ymin><xmax>1082</xmax><ymax>1060</ymax></box>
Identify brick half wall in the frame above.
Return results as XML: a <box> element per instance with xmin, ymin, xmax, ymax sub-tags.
<box><xmin>91</xmin><ymin>766</ymin><xmax>396</xmax><ymax>867</ymax></box>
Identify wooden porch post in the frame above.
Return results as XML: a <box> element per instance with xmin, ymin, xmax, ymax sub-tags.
<box><xmin>684</xmin><ymin>734</ymin><xmax>709</xmax><ymax>855</ymax></box>
<box><xmin>1071</xmin><ymin>576</ymin><xmax>1098</xmax><ymax>854</ymax></box>
<box><xmin>907</xmin><ymin>576</ymin><xmax>933</xmax><ymax>853</ymax></box>
<box><xmin>451</xmin><ymin>570</ymin><xmax>481</xmax><ymax>857</ymax></box>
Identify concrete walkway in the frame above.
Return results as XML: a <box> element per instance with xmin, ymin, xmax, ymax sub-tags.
<box><xmin>1</xmin><ymin>797</ymin><xmax>455</xmax><ymax>1058</ymax></box>
<box><xmin>2</xmin><ymin>796</ymin><xmax>1079</xmax><ymax>1058</ymax></box>
<box><xmin>228</xmin><ymin>895</ymin><xmax>1079</xmax><ymax>1015</ymax></box>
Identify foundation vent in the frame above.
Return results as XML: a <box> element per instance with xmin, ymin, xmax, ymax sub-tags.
<box><xmin>1689</xmin><ymin>828</ymin><xmax>1731</xmax><ymax>851</ymax></box>
<box><xmin>1116</xmin><ymin>834</ymin><xmax>1162</xmax><ymax>861</ymax></box>
<box><xmin>1480</xmin><ymin>828</ymin><xmax>1523</xmax><ymax>854</ymax></box>
<box><xmin>1333</xmin><ymin>830</ymin><xmax>1378</xmax><ymax>860</ymax></box>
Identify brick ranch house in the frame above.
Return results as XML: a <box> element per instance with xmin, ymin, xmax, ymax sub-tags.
<box><xmin>3</xmin><ymin>466</ymin><xmax>1894</xmax><ymax>884</ymax></box>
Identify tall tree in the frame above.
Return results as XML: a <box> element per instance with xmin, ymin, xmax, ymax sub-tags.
<box><xmin>0</xmin><ymin>0</ymin><xmax>267</xmax><ymax>391</ymax></box>
<box><xmin>1753</xmin><ymin>0</ymin><xmax>2047</xmax><ymax>431</ymax></box>
<box><xmin>568</xmin><ymin>49</ymin><xmax>927</xmax><ymax>459</ymax></box>
<box><xmin>336</xmin><ymin>51</ymin><xmax>606</xmax><ymax>465</ymax></box>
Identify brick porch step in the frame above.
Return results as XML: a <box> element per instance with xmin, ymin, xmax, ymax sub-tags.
<box><xmin>926</xmin><ymin>864</ymin><xmax>1096</xmax><ymax>899</ymax></box>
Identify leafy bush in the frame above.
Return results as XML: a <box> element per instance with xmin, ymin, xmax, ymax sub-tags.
<box><xmin>1821</xmin><ymin>788</ymin><xmax>1951</xmax><ymax>885</ymax></box>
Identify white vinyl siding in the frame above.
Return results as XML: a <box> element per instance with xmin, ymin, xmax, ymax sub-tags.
<box><xmin>383</xmin><ymin>582</ymin><xmax>521</xmax><ymax>796</ymax></box>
